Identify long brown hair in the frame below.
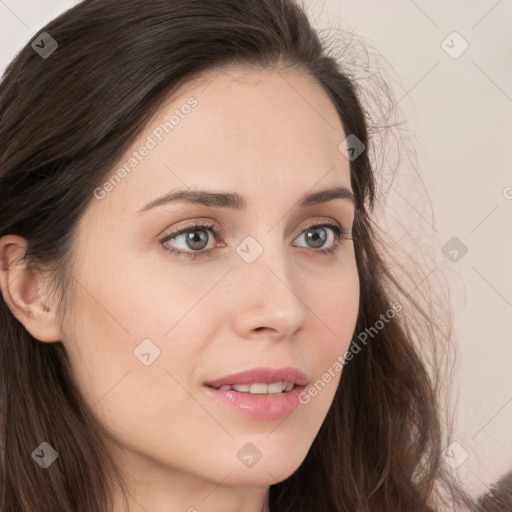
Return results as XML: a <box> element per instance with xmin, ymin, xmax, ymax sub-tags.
<box><xmin>0</xmin><ymin>0</ymin><xmax>478</xmax><ymax>510</ymax></box>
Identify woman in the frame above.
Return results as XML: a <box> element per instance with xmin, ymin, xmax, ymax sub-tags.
<box><xmin>0</xmin><ymin>0</ymin><xmax>481</xmax><ymax>510</ymax></box>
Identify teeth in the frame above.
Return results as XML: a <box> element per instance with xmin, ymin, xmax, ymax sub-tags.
<box><xmin>267</xmin><ymin>382</ymin><xmax>283</xmax><ymax>393</ymax></box>
<box><xmin>232</xmin><ymin>384</ymin><xmax>251</xmax><ymax>392</ymax></box>
<box><xmin>216</xmin><ymin>381</ymin><xmax>295</xmax><ymax>394</ymax></box>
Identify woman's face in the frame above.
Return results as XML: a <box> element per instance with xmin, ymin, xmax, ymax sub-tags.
<box><xmin>59</xmin><ymin>67</ymin><xmax>359</xmax><ymax>500</ymax></box>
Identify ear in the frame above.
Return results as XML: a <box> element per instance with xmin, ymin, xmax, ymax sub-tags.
<box><xmin>0</xmin><ymin>234</ymin><xmax>63</xmax><ymax>342</ymax></box>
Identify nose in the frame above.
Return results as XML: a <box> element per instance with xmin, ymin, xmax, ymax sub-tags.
<box><xmin>229</xmin><ymin>239</ymin><xmax>309</xmax><ymax>340</ymax></box>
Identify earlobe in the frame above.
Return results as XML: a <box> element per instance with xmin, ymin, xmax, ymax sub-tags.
<box><xmin>0</xmin><ymin>234</ymin><xmax>63</xmax><ymax>343</ymax></box>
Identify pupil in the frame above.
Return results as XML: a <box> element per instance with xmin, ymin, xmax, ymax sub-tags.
<box><xmin>306</xmin><ymin>227</ymin><xmax>327</xmax><ymax>248</ymax></box>
<box><xmin>187</xmin><ymin>230</ymin><xmax>208</xmax><ymax>250</ymax></box>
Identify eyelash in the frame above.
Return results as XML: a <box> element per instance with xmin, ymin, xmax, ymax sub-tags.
<box><xmin>159</xmin><ymin>220</ymin><xmax>353</xmax><ymax>260</ymax></box>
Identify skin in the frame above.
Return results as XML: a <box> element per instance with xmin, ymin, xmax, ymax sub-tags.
<box><xmin>0</xmin><ymin>66</ymin><xmax>359</xmax><ymax>512</ymax></box>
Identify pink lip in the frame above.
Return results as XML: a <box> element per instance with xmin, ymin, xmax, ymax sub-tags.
<box><xmin>203</xmin><ymin>384</ymin><xmax>306</xmax><ymax>420</ymax></box>
<box><xmin>203</xmin><ymin>366</ymin><xmax>309</xmax><ymax>420</ymax></box>
<box><xmin>204</xmin><ymin>366</ymin><xmax>309</xmax><ymax>388</ymax></box>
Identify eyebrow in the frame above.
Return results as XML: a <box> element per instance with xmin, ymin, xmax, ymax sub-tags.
<box><xmin>135</xmin><ymin>185</ymin><xmax>355</xmax><ymax>214</ymax></box>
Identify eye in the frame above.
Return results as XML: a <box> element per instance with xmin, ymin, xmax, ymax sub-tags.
<box><xmin>293</xmin><ymin>221</ymin><xmax>353</xmax><ymax>257</ymax></box>
<box><xmin>159</xmin><ymin>220</ymin><xmax>353</xmax><ymax>260</ymax></box>
<box><xmin>160</xmin><ymin>221</ymin><xmax>221</xmax><ymax>260</ymax></box>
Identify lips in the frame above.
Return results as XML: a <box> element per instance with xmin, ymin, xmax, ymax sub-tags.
<box><xmin>204</xmin><ymin>366</ymin><xmax>309</xmax><ymax>389</ymax></box>
<box><xmin>202</xmin><ymin>366</ymin><xmax>310</xmax><ymax>420</ymax></box>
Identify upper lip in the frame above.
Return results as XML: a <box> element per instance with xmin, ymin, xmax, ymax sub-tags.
<box><xmin>205</xmin><ymin>366</ymin><xmax>309</xmax><ymax>388</ymax></box>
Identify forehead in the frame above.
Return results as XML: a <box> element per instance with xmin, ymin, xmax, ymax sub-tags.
<box><xmin>91</xmin><ymin>66</ymin><xmax>352</xmax><ymax>218</ymax></box>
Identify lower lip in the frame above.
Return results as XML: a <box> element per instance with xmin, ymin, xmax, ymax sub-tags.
<box><xmin>202</xmin><ymin>384</ymin><xmax>306</xmax><ymax>420</ymax></box>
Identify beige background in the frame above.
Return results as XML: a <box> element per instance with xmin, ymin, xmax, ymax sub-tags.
<box><xmin>1</xmin><ymin>0</ymin><xmax>510</xmax><ymax>499</ymax></box>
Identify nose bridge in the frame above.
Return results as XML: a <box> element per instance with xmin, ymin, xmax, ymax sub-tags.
<box><xmin>232</xmin><ymin>228</ymin><xmax>309</xmax><ymax>335</ymax></box>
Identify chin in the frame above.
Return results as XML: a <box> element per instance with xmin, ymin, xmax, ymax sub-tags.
<box><xmin>222</xmin><ymin>460</ymin><xmax>303</xmax><ymax>487</ymax></box>
<box><xmin>214</xmin><ymin>439</ymin><xmax>311</xmax><ymax>487</ymax></box>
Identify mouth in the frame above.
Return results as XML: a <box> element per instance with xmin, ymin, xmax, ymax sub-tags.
<box><xmin>206</xmin><ymin>381</ymin><xmax>298</xmax><ymax>393</ymax></box>
<box><xmin>204</xmin><ymin>366</ymin><xmax>309</xmax><ymax>389</ymax></box>
<box><xmin>202</xmin><ymin>367</ymin><xmax>309</xmax><ymax>419</ymax></box>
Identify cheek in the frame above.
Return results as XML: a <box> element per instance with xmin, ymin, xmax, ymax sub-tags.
<box><xmin>59</xmin><ymin>249</ymin><xmax>215</xmax><ymax>414</ymax></box>
<box><xmin>311</xmin><ymin>259</ymin><xmax>360</xmax><ymax>356</ymax></box>
<box><xmin>101</xmin><ymin>251</ymin><xmax>221</xmax><ymax>340</ymax></box>
<box><xmin>298</xmin><ymin>262</ymin><xmax>359</xmax><ymax>411</ymax></box>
